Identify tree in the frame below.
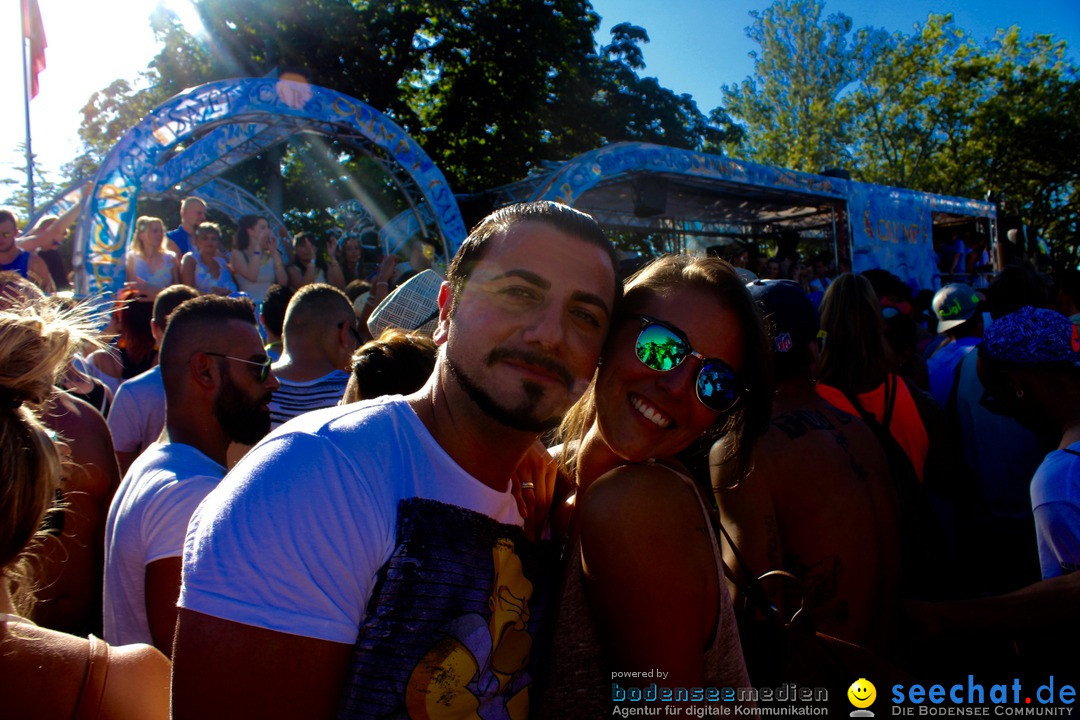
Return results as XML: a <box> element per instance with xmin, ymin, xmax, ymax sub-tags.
<box><xmin>965</xmin><ymin>30</ymin><xmax>1080</xmax><ymax>266</ymax></box>
<box><xmin>73</xmin><ymin>0</ymin><xmax>723</xmax><ymax>218</ymax></box>
<box><xmin>66</xmin><ymin>5</ymin><xmax>216</xmax><ymax>181</ymax></box>
<box><xmin>719</xmin><ymin>0</ymin><xmax>855</xmax><ymax>172</ymax></box>
<box><xmin>0</xmin><ymin>145</ymin><xmax>61</xmax><ymax>222</ymax></box>
<box><xmin>842</xmin><ymin>16</ymin><xmax>985</xmax><ymax>192</ymax></box>
<box><xmin>718</xmin><ymin>0</ymin><xmax>1080</xmax><ymax>264</ymax></box>
<box><xmin>842</xmin><ymin>16</ymin><xmax>1080</xmax><ymax>263</ymax></box>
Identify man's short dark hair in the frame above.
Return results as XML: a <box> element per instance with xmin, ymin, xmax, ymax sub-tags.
<box><xmin>344</xmin><ymin>279</ymin><xmax>370</xmax><ymax>305</ymax></box>
<box><xmin>283</xmin><ymin>283</ymin><xmax>352</xmax><ymax>336</ymax></box>
<box><xmin>346</xmin><ymin>329</ymin><xmax>437</xmax><ymax>402</ymax></box>
<box><xmin>159</xmin><ymin>295</ymin><xmax>257</xmax><ymax>380</ymax></box>
<box><xmin>0</xmin><ymin>209</ymin><xmax>17</xmax><ymax>226</ymax></box>
<box><xmin>260</xmin><ymin>284</ymin><xmax>294</xmax><ymax>338</ymax></box>
<box><xmin>152</xmin><ymin>284</ymin><xmax>199</xmax><ymax>330</ymax></box>
<box><xmin>445</xmin><ymin>201</ymin><xmax>620</xmax><ymax>305</ymax></box>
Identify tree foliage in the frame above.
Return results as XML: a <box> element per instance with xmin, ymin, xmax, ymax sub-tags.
<box><xmin>719</xmin><ymin>0</ymin><xmax>855</xmax><ymax>171</ymax></box>
<box><xmin>718</xmin><ymin>0</ymin><xmax>1079</xmax><ymax>264</ymax></box>
<box><xmin>72</xmin><ymin>0</ymin><xmax>725</xmax><ymax>204</ymax></box>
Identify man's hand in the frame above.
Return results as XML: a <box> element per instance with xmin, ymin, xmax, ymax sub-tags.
<box><xmin>511</xmin><ymin>441</ymin><xmax>558</xmax><ymax>542</ymax></box>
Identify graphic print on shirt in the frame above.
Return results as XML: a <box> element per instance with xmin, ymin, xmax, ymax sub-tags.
<box><xmin>336</xmin><ymin>498</ymin><xmax>549</xmax><ymax>720</ymax></box>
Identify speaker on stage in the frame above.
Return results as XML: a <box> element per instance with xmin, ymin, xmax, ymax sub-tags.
<box><xmin>633</xmin><ymin>176</ymin><xmax>667</xmax><ymax>217</ymax></box>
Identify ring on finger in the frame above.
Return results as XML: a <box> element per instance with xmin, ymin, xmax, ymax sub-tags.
<box><xmin>520</xmin><ymin>482</ymin><xmax>536</xmax><ymax>490</ymax></box>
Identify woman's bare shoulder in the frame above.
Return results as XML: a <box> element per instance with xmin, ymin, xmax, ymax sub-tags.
<box><xmin>0</xmin><ymin>625</ymin><xmax>89</xmax><ymax>716</ymax></box>
<box><xmin>102</xmin><ymin>642</ymin><xmax>171</xmax><ymax>720</ymax></box>
<box><xmin>579</xmin><ymin>462</ymin><xmax>711</xmax><ymax>569</ymax></box>
<box><xmin>582</xmin><ymin>462</ymin><xmax>701</xmax><ymax>521</ymax></box>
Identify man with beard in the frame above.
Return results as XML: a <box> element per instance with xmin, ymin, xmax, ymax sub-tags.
<box><xmin>103</xmin><ymin>295</ymin><xmax>278</xmax><ymax>656</ymax></box>
<box><xmin>172</xmin><ymin>202</ymin><xmax>620</xmax><ymax>719</ymax></box>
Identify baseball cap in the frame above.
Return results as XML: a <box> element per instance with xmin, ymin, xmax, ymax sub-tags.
<box><xmin>933</xmin><ymin>283</ymin><xmax>981</xmax><ymax>333</ymax></box>
<box><xmin>746</xmin><ymin>279</ymin><xmax>819</xmax><ymax>355</ymax></box>
<box><xmin>982</xmin><ymin>306</ymin><xmax>1080</xmax><ymax>367</ymax></box>
<box><xmin>734</xmin><ymin>267</ymin><xmax>758</xmax><ymax>284</ymax></box>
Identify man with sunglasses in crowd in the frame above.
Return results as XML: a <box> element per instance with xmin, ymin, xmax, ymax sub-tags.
<box><xmin>717</xmin><ymin>280</ymin><xmax>902</xmax><ymax>652</ymax></box>
<box><xmin>172</xmin><ymin>202</ymin><xmax>620</xmax><ymax>719</ymax></box>
<box><xmin>103</xmin><ymin>294</ymin><xmax>279</xmax><ymax>657</ymax></box>
<box><xmin>267</xmin><ymin>282</ymin><xmax>360</xmax><ymax>429</ymax></box>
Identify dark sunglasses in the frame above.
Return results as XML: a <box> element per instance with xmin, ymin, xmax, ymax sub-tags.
<box><xmin>634</xmin><ymin>315</ymin><xmax>745</xmax><ymax>413</ymax></box>
<box><xmin>338</xmin><ymin>321</ymin><xmax>363</xmax><ymax>345</ymax></box>
<box><xmin>205</xmin><ymin>352</ymin><xmax>273</xmax><ymax>382</ymax></box>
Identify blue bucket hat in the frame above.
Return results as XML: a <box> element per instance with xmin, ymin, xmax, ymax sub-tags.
<box><xmin>982</xmin><ymin>306</ymin><xmax>1080</xmax><ymax>366</ymax></box>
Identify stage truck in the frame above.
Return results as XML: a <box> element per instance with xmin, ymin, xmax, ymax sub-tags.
<box><xmin>481</xmin><ymin>142</ymin><xmax>998</xmax><ymax>292</ymax></box>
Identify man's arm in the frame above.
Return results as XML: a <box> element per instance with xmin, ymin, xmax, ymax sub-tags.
<box><xmin>171</xmin><ymin>609</ymin><xmax>353</xmax><ymax>720</ymax></box>
<box><xmin>907</xmin><ymin>571</ymin><xmax>1080</xmax><ymax>637</ymax></box>
<box><xmin>34</xmin><ymin>393</ymin><xmax>120</xmax><ymax>633</ymax></box>
<box><xmin>28</xmin><ymin>253</ymin><xmax>55</xmax><ymax>294</ymax></box>
<box><xmin>108</xmin><ymin>382</ymin><xmax>146</xmax><ymax>476</ymax></box>
<box><xmin>17</xmin><ymin>199</ymin><xmax>82</xmax><ymax>252</ymax></box>
<box><xmin>145</xmin><ymin>557</ymin><xmax>182</xmax><ymax>656</ymax></box>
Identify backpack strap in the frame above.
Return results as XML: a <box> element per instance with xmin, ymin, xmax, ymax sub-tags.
<box><xmin>716</xmin><ymin>520</ymin><xmax>791</xmax><ymax>623</ymax></box>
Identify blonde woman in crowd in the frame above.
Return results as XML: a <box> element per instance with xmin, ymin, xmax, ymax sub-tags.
<box><xmin>125</xmin><ymin>216</ymin><xmax>179</xmax><ymax>299</ymax></box>
<box><xmin>0</xmin><ymin>293</ymin><xmax>169</xmax><ymax>719</ymax></box>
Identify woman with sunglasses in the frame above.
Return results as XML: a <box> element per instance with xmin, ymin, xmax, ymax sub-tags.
<box><xmin>537</xmin><ymin>254</ymin><xmax>773</xmax><ymax>713</ymax></box>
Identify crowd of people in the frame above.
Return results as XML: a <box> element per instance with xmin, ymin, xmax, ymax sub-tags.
<box><xmin>0</xmin><ymin>198</ymin><xmax>1076</xmax><ymax>718</ymax></box>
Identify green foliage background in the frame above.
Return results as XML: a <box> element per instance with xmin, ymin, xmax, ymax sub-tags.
<box><xmin>4</xmin><ymin>0</ymin><xmax>1077</xmax><ymax>267</ymax></box>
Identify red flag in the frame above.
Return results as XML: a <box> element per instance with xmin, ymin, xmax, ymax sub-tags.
<box><xmin>21</xmin><ymin>0</ymin><xmax>47</xmax><ymax>98</ymax></box>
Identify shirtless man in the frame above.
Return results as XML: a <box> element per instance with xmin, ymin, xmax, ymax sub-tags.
<box><xmin>0</xmin><ymin>209</ymin><xmax>55</xmax><ymax>294</ymax></box>
<box><xmin>716</xmin><ymin>280</ymin><xmax>901</xmax><ymax>652</ymax></box>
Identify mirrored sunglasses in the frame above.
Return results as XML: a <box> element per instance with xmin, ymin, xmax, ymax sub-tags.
<box><xmin>634</xmin><ymin>315</ymin><xmax>745</xmax><ymax>414</ymax></box>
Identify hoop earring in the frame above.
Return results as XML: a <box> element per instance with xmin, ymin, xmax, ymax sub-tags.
<box><xmin>1016</xmin><ymin>389</ymin><xmax>1024</xmax><ymax>399</ymax></box>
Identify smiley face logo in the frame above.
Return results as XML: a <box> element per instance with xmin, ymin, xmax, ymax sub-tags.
<box><xmin>848</xmin><ymin>678</ymin><xmax>877</xmax><ymax>709</ymax></box>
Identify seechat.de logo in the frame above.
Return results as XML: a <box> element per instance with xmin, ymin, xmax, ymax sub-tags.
<box><xmin>891</xmin><ymin>676</ymin><xmax>1075</xmax><ymax>716</ymax></box>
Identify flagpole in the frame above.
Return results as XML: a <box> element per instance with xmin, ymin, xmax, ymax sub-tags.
<box><xmin>21</xmin><ymin>7</ymin><xmax>35</xmax><ymax>217</ymax></box>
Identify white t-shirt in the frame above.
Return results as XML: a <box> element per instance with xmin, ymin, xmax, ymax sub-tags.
<box><xmin>180</xmin><ymin>396</ymin><xmax>523</xmax><ymax>644</ymax></box>
<box><xmin>1031</xmin><ymin>442</ymin><xmax>1080</xmax><ymax>579</ymax></box>
<box><xmin>104</xmin><ymin>442</ymin><xmax>225</xmax><ymax>646</ymax></box>
<box><xmin>107</xmin><ymin>366</ymin><xmax>166</xmax><ymax>455</ymax></box>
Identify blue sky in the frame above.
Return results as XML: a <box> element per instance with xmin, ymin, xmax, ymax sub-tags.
<box><xmin>590</xmin><ymin>0</ymin><xmax>1080</xmax><ymax>112</ymax></box>
<box><xmin>2</xmin><ymin>0</ymin><xmax>1078</xmax><ymax>195</ymax></box>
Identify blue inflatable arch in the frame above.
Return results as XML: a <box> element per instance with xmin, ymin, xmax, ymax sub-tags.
<box><xmin>36</xmin><ymin>176</ymin><xmax>289</xmax><ymax>247</ymax></box>
<box><xmin>74</xmin><ymin>77</ymin><xmax>466</xmax><ymax>295</ymax></box>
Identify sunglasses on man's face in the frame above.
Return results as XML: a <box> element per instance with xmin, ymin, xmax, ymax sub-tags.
<box><xmin>634</xmin><ymin>315</ymin><xmax>745</xmax><ymax>414</ymax></box>
<box><xmin>338</xmin><ymin>321</ymin><xmax>363</xmax><ymax>345</ymax></box>
<box><xmin>205</xmin><ymin>352</ymin><xmax>273</xmax><ymax>382</ymax></box>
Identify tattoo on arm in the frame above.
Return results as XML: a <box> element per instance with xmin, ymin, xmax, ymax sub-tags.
<box><xmin>770</xmin><ymin>411</ymin><xmax>836</xmax><ymax>440</ymax></box>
